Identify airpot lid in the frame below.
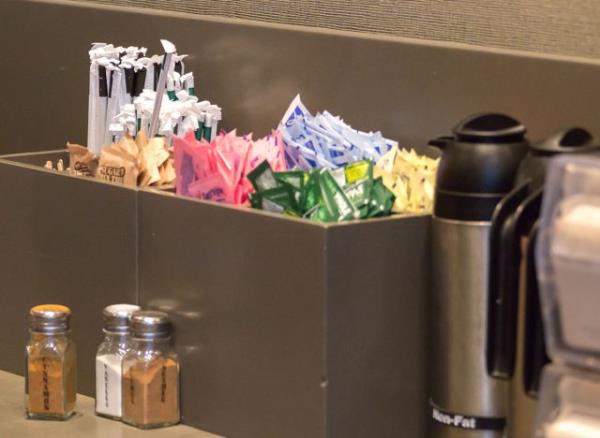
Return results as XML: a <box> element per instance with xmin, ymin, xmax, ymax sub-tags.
<box><xmin>531</xmin><ymin>127</ymin><xmax>600</xmax><ymax>155</ymax></box>
<box><xmin>453</xmin><ymin>113</ymin><xmax>527</xmax><ymax>143</ymax></box>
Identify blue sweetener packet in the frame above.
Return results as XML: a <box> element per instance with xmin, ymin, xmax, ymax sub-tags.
<box><xmin>280</xmin><ymin>94</ymin><xmax>312</xmax><ymax>130</ymax></box>
<box><xmin>279</xmin><ymin>95</ymin><xmax>398</xmax><ymax>170</ymax></box>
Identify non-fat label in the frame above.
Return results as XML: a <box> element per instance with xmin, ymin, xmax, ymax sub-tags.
<box><xmin>430</xmin><ymin>400</ymin><xmax>506</xmax><ymax>431</ymax></box>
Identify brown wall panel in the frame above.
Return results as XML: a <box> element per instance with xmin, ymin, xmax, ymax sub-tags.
<box><xmin>76</xmin><ymin>0</ymin><xmax>600</xmax><ymax>59</ymax></box>
<box><xmin>2</xmin><ymin>0</ymin><xmax>600</xmax><ymax>157</ymax></box>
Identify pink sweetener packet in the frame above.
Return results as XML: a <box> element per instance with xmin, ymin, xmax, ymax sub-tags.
<box><xmin>215</xmin><ymin>145</ymin><xmax>237</xmax><ymax>188</ymax></box>
<box><xmin>188</xmin><ymin>172</ymin><xmax>233</xmax><ymax>203</ymax></box>
<box><xmin>213</xmin><ymin>135</ymin><xmax>232</xmax><ymax>176</ymax></box>
<box><xmin>173</xmin><ymin>135</ymin><xmax>196</xmax><ymax>196</ymax></box>
<box><xmin>233</xmin><ymin>183</ymin><xmax>246</xmax><ymax>205</ymax></box>
<box><xmin>177</xmin><ymin>129</ymin><xmax>288</xmax><ymax>205</ymax></box>
<box><xmin>263</xmin><ymin>130</ymin><xmax>283</xmax><ymax>171</ymax></box>
<box><xmin>228</xmin><ymin>133</ymin><xmax>251</xmax><ymax>189</ymax></box>
<box><xmin>224</xmin><ymin>132</ymin><xmax>254</xmax><ymax>202</ymax></box>
<box><xmin>229</xmin><ymin>135</ymin><xmax>248</xmax><ymax>165</ymax></box>
<box><xmin>221</xmin><ymin>130</ymin><xmax>237</xmax><ymax>153</ymax></box>
<box><xmin>244</xmin><ymin>140</ymin><xmax>268</xmax><ymax>175</ymax></box>
<box><xmin>192</xmin><ymin>141</ymin><xmax>215</xmax><ymax>179</ymax></box>
<box><xmin>255</xmin><ymin>137</ymin><xmax>280</xmax><ymax>172</ymax></box>
<box><xmin>265</xmin><ymin>144</ymin><xmax>284</xmax><ymax>172</ymax></box>
<box><xmin>225</xmin><ymin>130</ymin><xmax>243</xmax><ymax>158</ymax></box>
<box><xmin>183</xmin><ymin>130</ymin><xmax>197</xmax><ymax>144</ymax></box>
<box><xmin>239</xmin><ymin>180</ymin><xmax>256</xmax><ymax>205</ymax></box>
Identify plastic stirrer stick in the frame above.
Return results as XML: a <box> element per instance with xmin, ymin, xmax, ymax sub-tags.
<box><xmin>149</xmin><ymin>39</ymin><xmax>176</xmax><ymax>137</ymax></box>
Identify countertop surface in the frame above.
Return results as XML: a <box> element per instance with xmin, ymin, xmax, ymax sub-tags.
<box><xmin>0</xmin><ymin>370</ymin><xmax>221</xmax><ymax>438</ymax></box>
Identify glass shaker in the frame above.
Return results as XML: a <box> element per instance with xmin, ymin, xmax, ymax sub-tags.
<box><xmin>25</xmin><ymin>304</ymin><xmax>77</xmax><ymax>420</ymax></box>
<box><xmin>122</xmin><ymin>310</ymin><xmax>180</xmax><ymax>429</ymax></box>
<box><xmin>95</xmin><ymin>303</ymin><xmax>140</xmax><ymax>419</ymax></box>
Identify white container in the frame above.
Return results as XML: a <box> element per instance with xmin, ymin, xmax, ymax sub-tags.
<box><xmin>535</xmin><ymin>155</ymin><xmax>600</xmax><ymax>437</ymax></box>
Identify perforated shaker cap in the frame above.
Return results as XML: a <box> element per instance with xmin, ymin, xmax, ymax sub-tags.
<box><xmin>29</xmin><ymin>304</ymin><xmax>71</xmax><ymax>334</ymax></box>
<box><xmin>103</xmin><ymin>304</ymin><xmax>141</xmax><ymax>333</ymax></box>
<box><xmin>130</xmin><ymin>310</ymin><xmax>172</xmax><ymax>339</ymax></box>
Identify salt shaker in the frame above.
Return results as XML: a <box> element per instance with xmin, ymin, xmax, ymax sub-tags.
<box><xmin>122</xmin><ymin>310</ymin><xmax>180</xmax><ymax>429</ymax></box>
<box><xmin>95</xmin><ymin>304</ymin><xmax>140</xmax><ymax>419</ymax></box>
<box><xmin>25</xmin><ymin>304</ymin><xmax>77</xmax><ymax>420</ymax></box>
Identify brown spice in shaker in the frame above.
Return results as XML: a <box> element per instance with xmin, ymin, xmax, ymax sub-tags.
<box><xmin>27</xmin><ymin>355</ymin><xmax>76</xmax><ymax>415</ymax></box>
<box><xmin>122</xmin><ymin>357</ymin><xmax>179</xmax><ymax>426</ymax></box>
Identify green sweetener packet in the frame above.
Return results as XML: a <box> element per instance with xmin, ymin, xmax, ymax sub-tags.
<box><xmin>261</xmin><ymin>185</ymin><xmax>299</xmax><ymax>213</ymax></box>
<box><xmin>247</xmin><ymin>160</ymin><xmax>279</xmax><ymax>191</ymax></box>
<box><xmin>250</xmin><ymin>190</ymin><xmax>287</xmax><ymax>214</ymax></box>
<box><xmin>275</xmin><ymin>170</ymin><xmax>305</xmax><ymax>190</ymax></box>
<box><xmin>318</xmin><ymin>169</ymin><xmax>360</xmax><ymax>222</ymax></box>
<box><xmin>367</xmin><ymin>177</ymin><xmax>396</xmax><ymax>218</ymax></box>
<box><xmin>310</xmin><ymin>205</ymin><xmax>332</xmax><ymax>223</ymax></box>
<box><xmin>342</xmin><ymin>160</ymin><xmax>375</xmax><ymax>218</ymax></box>
<box><xmin>283</xmin><ymin>209</ymin><xmax>301</xmax><ymax>218</ymax></box>
<box><xmin>330</xmin><ymin>167</ymin><xmax>347</xmax><ymax>188</ymax></box>
<box><xmin>275</xmin><ymin>170</ymin><xmax>305</xmax><ymax>206</ymax></box>
<box><xmin>344</xmin><ymin>178</ymin><xmax>374</xmax><ymax>219</ymax></box>
<box><xmin>249</xmin><ymin>192</ymin><xmax>262</xmax><ymax>209</ymax></box>
<box><xmin>302</xmin><ymin>204</ymin><xmax>320</xmax><ymax>219</ymax></box>
<box><xmin>305</xmin><ymin>204</ymin><xmax>335</xmax><ymax>223</ymax></box>
<box><xmin>344</xmin><ymin>160</ymin><xmax>373</xmax><ymax>184</ymax></box>
<box><xmin>262</xmin><ymin>198</ymin><xmax>286</xmax><ymax>213</ymax></box>
<box><xmin>300</xmin><ymin>170</ymin><xmax>321</xmax><ymax>214</ymax></box>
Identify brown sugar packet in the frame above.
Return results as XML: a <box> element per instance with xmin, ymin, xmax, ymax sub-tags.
<box><xmin>135</xmin><ymin>129</ymin><xmax>149</xmax><ymax>151</ymax></box>
<box><xmin>114</xmin><ymin>135</ymin><xmax>153</xmax><ymax>187</ymax></box>
<box><xmin>67</xmin><ymin>143</ymin><xmax>98</xmax><ymax>177</ymax></box>
<box><xmin>158</xmin><ymin>157</ymin><xmax>176</xmax><ymax>186</ymax></box>
<box><xmin>96</xmin><ymin>143</ymin><xmax>140</xmax><ymax>187</ymax></box>
<box><xmin>135</xmin><ymin>130</ymin><xmax>151</xmax><ymax>186</ymax></box>
<box><xmin>133</xmin><ymin>135</ymin><xmax>171</xmax><ymax>187</ymax></box>
<box><xmin>113</xmin><ymin>136</ymin><xmax>140</xmax><ymax>162</ymax></box>
<box><xmin>142</xmin><ymin>137</ymin><xmax>170</xmax><ymax>186</ymax></box>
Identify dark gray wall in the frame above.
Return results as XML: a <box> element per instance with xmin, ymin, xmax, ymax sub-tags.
<box><xmin>2</xmin><ymin>0</ymin><xmax>600</xmax><ymax>157</ymax></box>
<box><xmin>74</xmin><ymin>0</ymin><xmax>600</xmax><ymax>59</ymax></box>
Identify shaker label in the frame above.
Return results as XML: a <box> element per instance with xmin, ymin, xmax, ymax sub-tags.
<box><xmin>42</xmin><ymin>358</ymin><xmax>50</xmax><ymax>411</ymax></box>
<box><xmin>95</xmin><ymin>355</ymin><xmax>123</xmax><ymax>417</ymax></box>
<box><xmin>130</xmin><ymin>371</ymin><xmax>135</xmax><ymax>404</ymax></box>
<box><xmin>104</xmin><ymin>363</ymin><xmax>109</xmax><ymax>408</ymax></box>
<box><xmin>430</xmin><ymin>400</ymin><xmax>506</xmax><ymax>431</ymax></box>
<box><xmin>161</xmin><ymin>365</ymin><xmax>167</xmax><ymax>402</ymax></box>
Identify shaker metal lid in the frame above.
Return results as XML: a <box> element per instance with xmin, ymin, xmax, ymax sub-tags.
<box><xmin>130</xmin><ymin>310</ymin><xmax>172</xmax><ymax>339</ymax></box>
<box><xmin>103</xmin><ymin>304</ymin><xmax>141</xmax><ymax>333</ymax></box>
<box><xmin>29</xmin><ymin>304</ymin><xmax>71</xmax><ymax>333</ymax></box>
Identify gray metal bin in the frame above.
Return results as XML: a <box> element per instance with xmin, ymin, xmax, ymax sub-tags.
<box><xmin>0</xmin><ymin>151</ymin><xmax>430</xmax><ymax>438</ymax></box>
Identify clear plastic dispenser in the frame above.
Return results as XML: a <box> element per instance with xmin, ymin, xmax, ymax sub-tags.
<box><xmin>535</xmin><ymin>154</ymin><xmax>600</xmax><ymax>437</ymax></box>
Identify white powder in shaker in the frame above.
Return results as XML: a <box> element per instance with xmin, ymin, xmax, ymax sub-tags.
<box><xmin>96</xmin><ymin>354</ymin><xmax>124</xmax><ymax>417</ymax></box>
